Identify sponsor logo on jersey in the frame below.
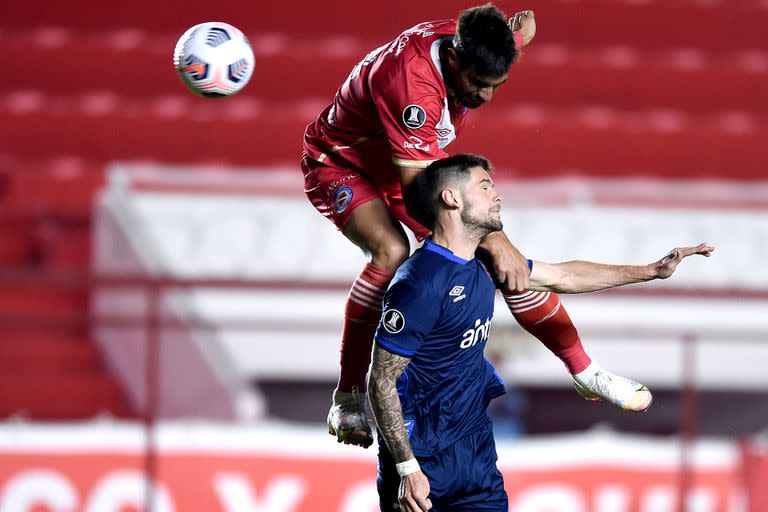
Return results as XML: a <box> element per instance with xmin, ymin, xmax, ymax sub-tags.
<box><xmin>459</xmin><ymin>317</ymin><xmax>492</xmax><ymax>349</ymax></box>
<box><xmin>402</xmin><ymin>105</ymin><xmax>426</xmax><ymax>130</ymax></box>
<box><xmin>449</xmin><ymin>285</ymin><xmax>467</xmax><ymax>303</ymax></box>
<box><xmin>403</xmin><ymin>136</ymin><xmax>430</xmax><ymax>152</ymax></box>
<box><xmin>382</xmin><ymin>309</ymin><xmax>405</xmax><ymax>334</ymax></box>
<box><xmin>333</xmin><ymin>186</ymin><xmax>353</xmax><ymax>213</ymax></box>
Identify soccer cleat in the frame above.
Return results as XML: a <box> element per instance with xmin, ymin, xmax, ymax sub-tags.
<box><xmin>327</xmin><ymin>386</ymin><xmax>374</xmax><ymax>448</ymax></box>
<box><xmin>572</xmin><ymin>364</ymin><xmax>653</xmax><ymax>412</ymax></box>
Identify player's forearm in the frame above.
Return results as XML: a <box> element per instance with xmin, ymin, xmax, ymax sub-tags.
<box><xmin>368</xmin><ymin>348</ymin><xmax>415</xmax><ymax>463</ymax></box>
<box><xmin>369</xmin><ymin>374</ymin><xmax>414</xmax><ymax>462</ymax></box>
<box><xmin>534</xmin><ymin>260</ymin><xmax>657</xmax><ymax>294</ymax></box>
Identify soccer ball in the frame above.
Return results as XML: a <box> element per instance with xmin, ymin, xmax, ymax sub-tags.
<box><xmin>173</xmin><ymin>22</ymin><xmax>255</xmax><ymax>97</ymax></box>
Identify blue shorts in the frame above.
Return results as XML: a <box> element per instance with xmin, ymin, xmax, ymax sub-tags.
<box><xmin>376</xmin><ymin>422</ymin><xmax>508</xmax><ymax>512</ymax></box>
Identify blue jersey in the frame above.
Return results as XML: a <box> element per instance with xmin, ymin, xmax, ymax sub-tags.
<box><xmin>374</xmin><ymin>239</ymin><xmax>506</xmax><ymax>457</ymax></box>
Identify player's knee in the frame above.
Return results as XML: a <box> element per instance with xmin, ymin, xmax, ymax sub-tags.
<box><xmin>369</xmin><ymin>238</ymin><xmax>409</xmax><ymax>271</ymax></box>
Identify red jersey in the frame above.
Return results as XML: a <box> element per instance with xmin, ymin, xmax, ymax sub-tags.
<box><xmin>303</xmin><ymin>20</ymin><xmax>469</xmax><ymax>188</ymax></box>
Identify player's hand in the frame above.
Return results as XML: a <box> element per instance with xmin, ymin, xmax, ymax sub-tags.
<box><xmin>478</xmin><ymin>232</ymin><xmax>530</xmax><ymax>292</ymax></box>
<box><xmin>336</xmin><ymin>425</ymin><xmax>374</xmax><ymax>448</ymax></box>
<box><xmin>654</xmin><ymin>242</ymin><xmax>714</xmax><ymax>279</ymax></box>
<box><xmin>510</xmin><ymin>10</ymin><xmax>536</xmax><ymax>46</ymax></box>
<box><xmin>399</xmin><ymin>471</ymin><xmax>432</xmax><ymax>512</ymax></box>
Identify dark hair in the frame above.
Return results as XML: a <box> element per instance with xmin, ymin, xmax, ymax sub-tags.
<box><xmin>454</xmin><ymin>3</ymin><xmax>518</xmax><ymax>77</ymax></box>
<box><xmin>412</xmin><ymin>154</ymin><xmax>491</xmax><ymax>229</ymax></box>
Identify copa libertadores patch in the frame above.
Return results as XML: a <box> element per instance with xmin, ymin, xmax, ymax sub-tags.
<box><xmin>402</xmin><ymin>104</ymin><xmax>426</xmax><ymax>129</ymax></box>
<box><xmin>382</xmin><ymin>309</ymin><xmax>405</xmax><ymax>334</ymax></box>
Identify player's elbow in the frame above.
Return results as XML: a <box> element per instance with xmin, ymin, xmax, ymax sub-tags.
<box><xmin>550</xmin><ymin>280</ymin><xmax>578</xmax><ymax>294</ymax></box>
<box><xmin>367</xmin><ymin>367</ymin><xmax>380</xmax><ymax>395</ymax></box>
<box><xmin>530</xmin><ymin>264</ymin><xmax>575</xmax><ymax>293</ymax></box>
<box><xmin>548</xmin><ymin>270</ymin><xmax>590</xmax><ymax>294</ymax></box>
<box><xmin>367</xmin><ymin>365</ymin><xmax>387</xmax><ymax>400</ymax></box>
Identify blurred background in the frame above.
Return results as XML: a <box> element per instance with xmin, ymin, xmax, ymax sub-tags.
<box><xmin>0</xmin><ymin>0</ymin><xmax>766</xmax><ymax>510</ymax></box>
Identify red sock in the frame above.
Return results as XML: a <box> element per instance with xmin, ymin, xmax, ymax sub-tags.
<box><xmin>503</xmin><ymin>291</ymin><xmax>591</xmax><ymax>375</ymax></box>
<box><xmin>337</xmin><ymin>263</ymin><xmax>395</xmax><ymax>393</ymax></box>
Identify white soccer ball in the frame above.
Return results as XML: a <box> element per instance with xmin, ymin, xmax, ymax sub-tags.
<box><xmin>173</xmin><ymin>22</ymin><xmax>255</xmax><ymax>97</ymax></box>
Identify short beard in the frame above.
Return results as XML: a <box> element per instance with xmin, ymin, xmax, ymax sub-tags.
<box><xmin>460</xmin><ymin>208</ymin><xmax>503</xmax><ymax>240</ymax></box>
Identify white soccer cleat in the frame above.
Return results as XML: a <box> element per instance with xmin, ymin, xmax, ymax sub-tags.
<box><xmin>327</xmin><ymin>386</ymin><xmax>374</xmax><ymax>448</ymax></box>
<box><xmin>572</xmin><ymin>363</ymin><xmax>653</xmax><ymax>413</ymax></box>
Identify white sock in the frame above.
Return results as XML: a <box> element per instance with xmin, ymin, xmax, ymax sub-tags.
<box><xmin>573</xmin><ymin>362</ymin><xmax>599</xmax><ymax>384</ymax></box>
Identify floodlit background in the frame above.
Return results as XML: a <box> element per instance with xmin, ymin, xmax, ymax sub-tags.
<box><xmin>0</xmin><ymin>1</ymin><xmax>766</xmax><ymax>511</ymax></box>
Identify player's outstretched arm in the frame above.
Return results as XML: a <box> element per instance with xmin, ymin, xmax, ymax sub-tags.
<box><xmin>368</xmin><ymin>344</ymin><xmax>432</xmax><ymax>512</ymax></box>
<box><xmin>528</xmin><ymin>242</ymin><xmax>714</xmax><ymax>294</ymax></box>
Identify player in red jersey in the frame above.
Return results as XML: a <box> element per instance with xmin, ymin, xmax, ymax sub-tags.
<box><xmin>302</xmin><ymin>5</ymin><xmax>651</xmax><ymax>448</ymax></box>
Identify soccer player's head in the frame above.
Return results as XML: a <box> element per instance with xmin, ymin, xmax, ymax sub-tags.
<box><xmin>444</xmin><ymin>3</ymin><xmax>518</xmax><ymax>109</ymax></box>
<box><xmin>414</xmin><ymin>154</ymin><xmax>503</xmax><ymax>235</ymax></box>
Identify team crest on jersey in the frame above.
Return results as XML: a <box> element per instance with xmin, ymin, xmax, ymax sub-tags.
<box><xmin>402</xmin><ymin>104</ymin><xmax>426</xmax><ymax>130</ymax></box>
<box><xmin>382</xmin><ymin>309</ymin><xmax>405</xmax><ymax>334</ymax></box>
<box><xmin>333</xmin><ymin>186</ymin><xmax>353</xmax><ymax>213</ymax></box>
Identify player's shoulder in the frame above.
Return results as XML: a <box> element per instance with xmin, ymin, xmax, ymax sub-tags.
<box><xmin>371</xmin><ymin>19</ymin><xmax>455</xmax><ymax>87</ymax></box>
<box><xmin>393</xmin><ymin>19</ymin><xmax>456</xmax><ymax>57</ymax></box>
<box><xmin>404</xmin><ymin>244</ymin><xmax>471</xmax><ymax>286</ymax></box>
<box><xmin>391</xmin><ymin>249</ymin><xmax>438</xmax><ymax>287</ymax></box>
<box><xmin>388</xmin><ymin>248</ymin><xmax>445</xmax><ymax>294</ymax></box>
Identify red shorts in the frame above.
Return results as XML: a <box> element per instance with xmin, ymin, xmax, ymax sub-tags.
<box><xmin>301</xmin><ymin>156</ymin><xmax>430</xmax><ymax>240</ymax></box>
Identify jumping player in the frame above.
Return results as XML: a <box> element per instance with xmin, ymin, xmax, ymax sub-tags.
<box><xmin>302</xmin><ymin>4</ymin><xmax>650</xmax><ymax>448</ymax></box>
<box><xmin>369</xmin><ymin>154</ymin><xmax>713</xmax><ymax>511</ymax></box>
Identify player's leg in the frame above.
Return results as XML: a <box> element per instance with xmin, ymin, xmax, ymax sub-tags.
<box><xmin>473</xmin><ymin>249</ymin><xmax>653</xmax><ymax>412</ymax></box>
<box><xmin>303</xmin><ymin>158</ymin><xmax>410</xmax><ymax>446</ymax></box>
<box><xmin>474</xmin><ymin>249</ymin><xmax>592</xmax><ymax>373</ymax></box>
<box><xmin>503</xmin><ymin>290</ymin><xmax>652</xmax><ymax>412</ymax></box>
<box><xmin>377</xmin><ymin>431</ymin><xmax>466</xmax><ymax>512</ymax></box>
<box><xmin>440</xmin><ymin>422</ymin><xmax>508</xmax><ymax>512</ymax></box>
<box><xmin>503</xmin><ymin>290</ymin><xmax>591</xmax><ymax>375</ymax></box>
<box><xmin>329</xmin><ymin>200</ymin><xmax>410</xmax><ymax>446</ymax></box>
<box><xmin>328</xmin><ymin>198</ymin><xmax>409</xmax><ymax>447</ymax></box>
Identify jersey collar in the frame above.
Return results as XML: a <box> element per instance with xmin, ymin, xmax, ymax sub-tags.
<box><xmin>423</xmin><ymin>238</ymin><xmax>470</xmax><ymax>265</ymax></box>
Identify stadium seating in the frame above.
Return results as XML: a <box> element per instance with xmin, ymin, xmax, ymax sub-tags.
<box><xmin>0</xmin><ymin>157</ymin><xmax>130</xmax><ymax>419</ymax></box>
<box><xmin>0</xmin><ymin>284</ymin><xmax>133</xmax><ymax>419</ymax></box>
<box><xmin>0</xmin><ymin>0</ymin><xmax>766</xmax><ymax>178</ymax></box>
<box><xmin>0</xmin><ymin>0</ymin><xmax>764</xmax><ymax>419</ymax></box>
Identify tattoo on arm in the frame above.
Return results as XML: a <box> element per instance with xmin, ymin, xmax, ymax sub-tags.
<box><xmin>368</xmin><ymin>343</ymin><xmax>414</xmax><ymax>463</ymax></box>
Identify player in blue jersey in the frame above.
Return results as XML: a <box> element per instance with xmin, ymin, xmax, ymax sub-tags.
<box><xmin>368</xmin><ymin>154</ymin><xmax>713</xmax><ymax>512</ymax></box>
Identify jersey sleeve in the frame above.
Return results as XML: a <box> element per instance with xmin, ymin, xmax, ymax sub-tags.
<box><xmin>372</xmin><ymin>59</ymin><xmax>449</xmax><ymax>169</ymax></box>
<box><xmin>374</xmin><ymin>275</ymin><xmax>442</xmax><ymax>358</ymax></box>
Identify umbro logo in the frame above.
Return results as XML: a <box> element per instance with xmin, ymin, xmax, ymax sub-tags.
<box><xmin>449</xmin><ymin>286</ymin><xmax>467</xmax><ymax>303</ymax></box>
